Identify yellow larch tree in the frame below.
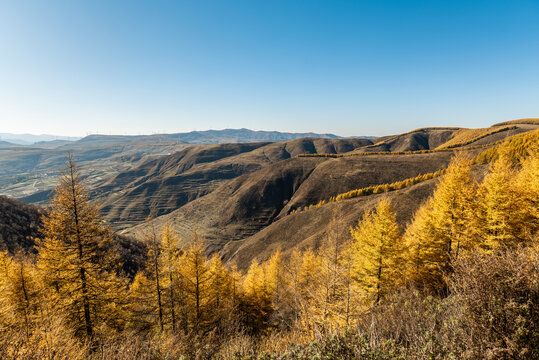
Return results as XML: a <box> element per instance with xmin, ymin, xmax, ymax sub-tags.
<box><xmin>128</xmin><ymin>223</ymin><xmax>187</xmax><ymax>333</ymax></box>
<box><xmin>264</xmin><ymin>250</ymin><xmax>294</xmax><ymax>329</ymax></box>
<box><xmin>37</xmin><ymin>156</ymin><xmax>126</xmax><ymax>339</ymax></box>
<box><xmin>294</xmin><ymin>248</ymin><xmax>323</xmax><ymax>334</ymax></box>
<box><xmin>207</xmin><ymin>255</ymin><xmax>235</xmax><ymax>327</ymax></box>
<box><xmin>178</xmin><ymin>233</ymin><xmax>214</xmax><ymax>332</ymax></box>
<box><xmin>159</xmin><ymin>223</ymin><xmax>183</xmax><ymax>332</ymax></box>
<box><xmin>350</xmin><ymin>198</ymin><xmax>404</xmax><ymax>306</ymax></box>
<box><xmin>145</xmin><ymin>223</ymin><xmax>165</xmax><ymax>332</ymax></box>
<box><xmin>310</xmin><ymin>231</ymin><xmax>350</xmax><ymax>330</ymax></box>
<box><xmin>0</xmin><ymin>252</ymin><xmax>42</xmax><ymax>338</ymax></box>
<box><xmin>127</xmin><ymin>272</ymin><xmax>157</xmax><ymax>332</ymax></box>
<box><xmin>404</xmin><ymin>154</ymin><xmax>476</xmax><ymax>289</ymax></box>
<box><xmin>512</xmin><ymin>147</ymin><xmax>539</xmax><ymax>243</ymax></box>
<box><xmin>242</xmin><ymin>259</ymin><xmax>273</xmax><ymax>331</ymax></box>
<box><xmin>474</xmin><ymin>153</ymin><xmax>519</xmax><ymax>249</ymax></box>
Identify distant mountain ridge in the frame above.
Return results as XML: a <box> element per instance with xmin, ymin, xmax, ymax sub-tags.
<box><xmin>79</xmin><ymin>128</ymin><xmax>346</xmax><ymax>144</ymax></box>
<box><xmin>163</xmin><ymin>128</ymin><xmax>344</xmax><ymax>143</ymax></box>
<box><xmin>0</xmin><ymin>133</ymin><xmax>81</xmax><ymax>145</ymax></box>
<box><xmin>0</xmin><ymin>140</ymin><xmax>20</xmax><ymax>148</ymax></box>
<box><xmin>0</xmin><ymin>128</ymin><xmax>349</xmax><ymax>147</ymax></box>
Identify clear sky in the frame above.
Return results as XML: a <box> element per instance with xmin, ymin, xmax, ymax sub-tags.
<box><xmin>1</xmin><ymin>0</ymin><xmax>538</xmax><ymax>137</ymax></box>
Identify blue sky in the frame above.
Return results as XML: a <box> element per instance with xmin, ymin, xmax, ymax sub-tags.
<box><xmin>1</xmin><ymin>0</ymin><xmax>538</xmax><ymax>137</ymax></box>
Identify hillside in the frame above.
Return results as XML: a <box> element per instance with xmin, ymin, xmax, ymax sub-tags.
<box><xmin>0</xmin><ymin>129</ymin><xmax>350</xmax><ymax>204</ymax></box>
<box><xmin>98</xmin><ymin>138</ymin><xmax>371</xmax><ymax>229</ymax></box>
<box><xmin>0</xmin><ymin>141</ymin><xmax>20</xmax><ymax>148</ymax></box>
<box><xmin>3</xmin><ymin>122</ymin><xmax>538</xmax><ymax>265</ymax></box>
<box><xmin>221</xmin><ymin>162</ymin><xmax>490</xmax><ymax>268</ymax></box>
<box><xmin>0</xmin><ymin>195</ymin><xmax>42</xmax><ymax>253</ymax></box>
<box><xmin>354</xmin><ymin>127</ymin><xmax>460</xmax><ymax>152</ymax></box>
<box><xmin>123</xmin><ymin>149</ymin><xmax>478</xmax><ymax>254</ymax></box>
<box><xmin>1</xmin><ymin>122</ymin><xmax>537</xmax><ymax>359</ymax></box>
<box><xmin>0</xmin><ymin>135</ymin><xmax>189</xmax><ymax>202</ymax></box>
<box><xmin>124</xmin><ymin>123</ymin><xmax>538</xmax><ymax>267</ymax></box>
<box><xmin>94</xmin><ymin>125</ymin><xmax>532</xmax><ymax>231</ymax></box>
<box><xmin>0</xmin><ymin>195</ymin><xmax>145</xmax><ymax>276</ymax></box>
<box><xmin>0</xmin><ymin>133</ymin><xmax>80</xmax><ymax>145</ymax></box>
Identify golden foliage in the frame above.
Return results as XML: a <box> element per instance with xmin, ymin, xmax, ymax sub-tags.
<box><xmin>37</xmin><ymin>156</ymin><xmax>126</xmax><ymax>339</ymax></box>
<box><xmin>350</xmin><ymin>199</ymin><xmax>404</xmax><ymax>305</ymax></box>
<box><xmin>404</xmin><ymin>154</ymin><xmax>476</xmax><ymax>288</ymax></box>
<box><xmin>473</xmin><ymin>128</ymin><xmax>539</xmax><ymax>164</ymax></box>
<box><xmin>436</xmin><ymin>125</ymin><xmax>516</xmax><ymax>149</ymax></box>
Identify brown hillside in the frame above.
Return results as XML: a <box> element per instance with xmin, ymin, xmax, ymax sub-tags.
<box><xmin>123</xmin><ymin>148</ymin><xmax>484</xmax><ymax>257</ymax></box>
<box><xmin>277</xmin><ymin>151</ymin><xmax>458</xmax><ymax>216</ymax></box>
<box><xmin>355</xmin><ymin>128</ymin><xmax>459</xmax><ymax>152</ymax></box>
<box><xmin>123</xmin><ymin>157</ymin><xmax>328</xmax><ymax>251</ymax></box>
<box><xmin>122</xmin><ymin>124</ymin><xmax>539</xmax><ymax>269</ymax></box>
<box><xmin>222</xmin><ymin>163</ymin><xmax>489</xmax><ymax>269</ymax></box>
<box><xmin>436</xmin><ymin>124</ymin><xmax>537</xmax><ymax>149</ymax></box>
<box><xmin>100</xmin><ymin>138</ymin><xmax>372</xmax><ymax>229</ymax></box>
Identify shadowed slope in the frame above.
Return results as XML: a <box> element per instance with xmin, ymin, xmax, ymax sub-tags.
<box><xmin>356</xmin><ymin>128</ymin><xmax>460</xmax><ymax>152</ymax></box>
<box><xmin>100</xmin><ymin>138</ymin><xmax>372</xmax><ymax>229</ymax></box>
<box><xmin>222</xmin><ymin>163</ymin><xmax>490</xmax><ymax>269</ymax></box>
<box><xmin>0</xmin><ymin>195</ymin><xmax>41</xmax><ymax>253</ymax></box>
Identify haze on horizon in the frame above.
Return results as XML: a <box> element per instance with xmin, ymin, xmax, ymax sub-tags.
<box><xmin>1</xmin><ymin>0</ymin><xmax>538</xmax><ymax>137</ymax></box>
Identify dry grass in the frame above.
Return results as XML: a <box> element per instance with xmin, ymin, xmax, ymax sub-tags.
<box><xmin>436</xmin><ymin>125</ymin><xmax>516</xmax><ymax>149</ymax></box>
<box><xmin>296</xmin><ymin>141</ymin><xmax>500</xmax><ymax>158</ymax></box>
<box><xmin>358</xmin><ymin>127</ymin><xmax>461</xmax><ymax>149</ymax></box>
<box><xmin>290</xmin><ymin>169</ymin><xmax>444</xmax><ymax>215</ymax></box>
<box><xmin>492</xmin><ymin>118</ymin><xmax>539</xmax><ymax>127</ymax></box>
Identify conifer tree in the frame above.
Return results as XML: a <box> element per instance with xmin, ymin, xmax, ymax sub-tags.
<box><xmin>341</xmin><ymin>240</ymin><xmax>356</xmax><ymax>326</ymax></box>
<box><xmin>474</xmin><ymin>147</ymin><xmax>539</xmax><ymax>249</ymax></box>
<box><xmin>159</xmin><ymin>223</ymin><xmax>183</xmax><ymax>332</ymax></box>
<box><xmin>0</xmin><ymin>252</ymin><xmax>42</xmax><ymax>338</ymax></box>
<box><xmin>264</xmin><ymin>250</ymin><xmax>294</xmax><ymax>328</ymax></box>
<box><xmin>127</xmin><ymin>272</ymin><xmax>157</xmax><ymax>332</ymax></box>
<box><xmin>296</xmin><ymin>248</ymin><xmax>323</xmax><ymax>331</ymax></box>
<box><xmin>312</xmin><ymin>231</ymin><xmax>348</xmax><ymax>329</ymax></box>
<box><xmin>178</xmin><ymin>233</ymin><xmax>214</xmax><ymax>332</ymax></box>
<box><xmin>350</xmin><ymin>198</ymin><xmax>403</xmax><ymax>306</ymax></box>
<box><xmin>512</xmin><ymin>147</ymin><xmax>539</xmax><ymax>243</ymax></box>
<box><xmin>144</xmin><ymin>222</ymin><xmax>165</xmax><ymax>332</ymax></box>
<box><xmin>207</xmin><ymin>255</ymin><xmax>235</xmax><ymax>327</ymax></box>
<box><xmin>128</xmin><ymin>223</ymin><xmax>186</xmax><ymax>333</ymax></box>
<box><xmin>404</xmin><ymin>154</ymin><xmax>476</xmax><ymax>288</ymax></box>
<box><xmin>242</xmin><ymin>259</ymin><xmax>272</xmax><ymax>330</ymax></box>
<box><xmin>474</xmin><ymin>153</ymin><xmax>518</xmax><ymax>249</ymax></box>
<box><xmin>284</xmin><ymin>250</ymin><xmax>303</xmax><ymax>323</ymax></box>
<box><xmin>37</xmin><ymin>155</ymin><xmax>125</xmax><ymax>338</ymax></box>
<box><xmin>264</xmin><ymin>250</ymin><xmax>284</xmax><ymax>305</ymax></box>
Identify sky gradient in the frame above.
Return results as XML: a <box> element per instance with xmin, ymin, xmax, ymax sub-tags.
<box><xmin>1</xmin><ymin>0</ymin><xmax>538</xmax><ymax>137</ymax></box>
